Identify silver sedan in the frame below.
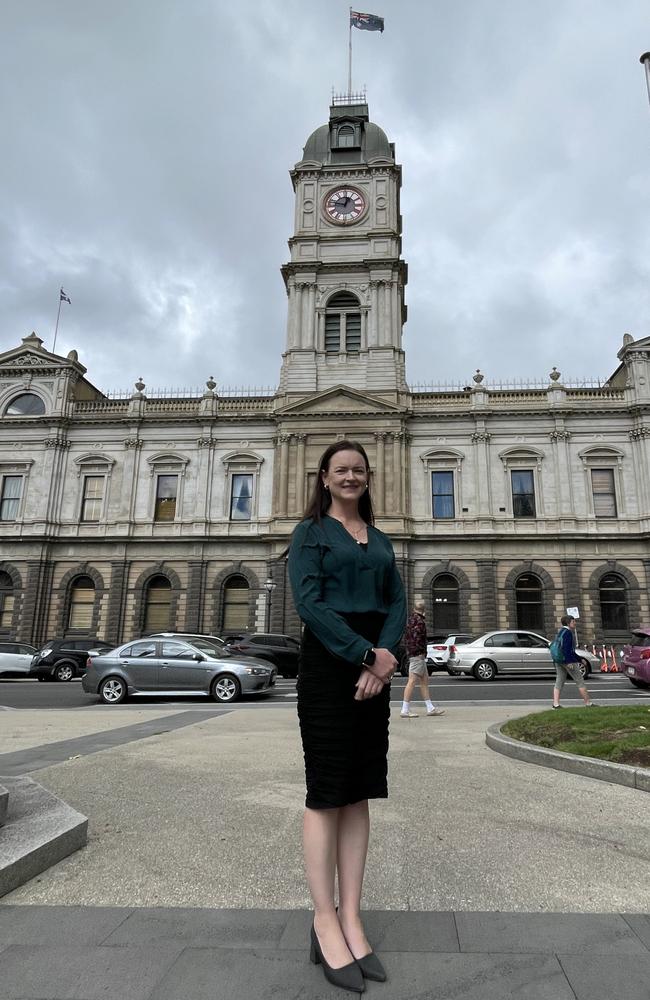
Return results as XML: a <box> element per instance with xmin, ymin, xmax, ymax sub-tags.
<box><xmin>82</xmin><ymin>637</ymin><xmax>276</xmax><ymax>704</ymax></box>
<box><xmin>449</xmin><ymin>630</ymin><xmax>600</xmax><ymax>681</ymax></box>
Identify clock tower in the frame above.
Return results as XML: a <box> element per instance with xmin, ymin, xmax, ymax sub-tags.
<box><xmin>278</xmin><ymin>96</ymin><xmax>408</xmax><ymax>402</ymax></box>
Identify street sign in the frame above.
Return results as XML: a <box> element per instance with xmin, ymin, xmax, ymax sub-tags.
<box><xmin>566</xmin><ymin>606</ymin><xmax>580</xmax><ymax>618</ymax></box>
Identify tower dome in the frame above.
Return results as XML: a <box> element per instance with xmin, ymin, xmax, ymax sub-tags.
<box><xmin>300</xmin><ymin>99</ymin><xmax>394</xmax><ymax>166</ymax></box>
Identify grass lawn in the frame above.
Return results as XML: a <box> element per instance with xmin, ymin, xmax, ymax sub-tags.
<box><xmin>502</xmin><ymin>705</ymin><xmax>650</xmax><ymax>768</ymax></box>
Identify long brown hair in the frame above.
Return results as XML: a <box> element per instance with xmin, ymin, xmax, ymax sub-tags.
<box><xmin>304</xmin><ymin>440</ymin><xmax>374</xmax><ymax>524</ymax></box>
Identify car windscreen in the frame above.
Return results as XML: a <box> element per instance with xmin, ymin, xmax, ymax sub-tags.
<box><xmin>630</xmin><ymin>632</ymin><xmax>650</xmax><ymax>647</ymax></box>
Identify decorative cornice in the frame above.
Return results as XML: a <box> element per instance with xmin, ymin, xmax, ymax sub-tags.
<box><xmin>629</xmin><ymin>427</ymin><xmax>650</xmax><ymax>440</ymax></box>
<box><xmin>549</xmin><ymin>430</ymin><xmax>571</xmax><ymax>442</ymax></box>
<box><xmin>197</xmin><ymin>438</ymin><xmax>217</xmax><ymax>448</ymax></box>
<box><xmin>124</xmin><ymin>438</ymin><xmax>144</xmax><ymax>449</ymax></box>
<box><xmin>471</xmin><ymin>432</ymin><xmax>491</xmax><ymax>443</ymax></box>
<box><xmin>44</xmin><ymin>438</ymin><xmax>71</xmax><ymax>449</ymax></box>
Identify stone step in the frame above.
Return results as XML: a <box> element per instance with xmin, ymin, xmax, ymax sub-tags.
<box><xmin>0</xmin><ymin>775</ymin><xmax>88</xmax><ymax>898</ymax></box>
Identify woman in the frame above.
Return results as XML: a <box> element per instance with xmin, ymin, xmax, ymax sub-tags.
<box><xmin>552</xmin><ymin>615</ymin><xmax>593</xmax><ymax>709</ymax></box>
<box><xmin>288</xmin><ymin>439</ymin><xmax>406</xmax><ymax>993</ymax></box>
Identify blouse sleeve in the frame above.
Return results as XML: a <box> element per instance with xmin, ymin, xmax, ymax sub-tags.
<box><xmin>376</xmin><ymin>552</ymin><xmax>407</xmax><ymax>655</ymax></box>
<box><xmin>288</xmin><ymin>520</ymin><xmax>371</xmax><ymax>664</ymax></box>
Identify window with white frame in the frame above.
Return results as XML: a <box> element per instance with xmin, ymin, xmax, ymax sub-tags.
<box><xmin>147</xmin><ymin>454</ymin><xmax>189</xmax><ymax>524</ymax></box>
<box><xmin>154</xmin><ymin>475</ymin><xmax>178</xmax><ymax>521</ymax></box>
<box><xmin>230</xmin><ymin>474</ymin><xmax>253</xmax><ymax>521</ymax></box>
<box><xmin>591</xmin><ymin>469</ymin><xmax>617</xmax><ymax>518</ymax></box>
<box><xmin>431</xmin><ymin>471</ymin><xmax>455</xmax><ymax>519</ymax></box>
<box><xmin>222</xmin><ymin>452</ymin><xmax>263</xmax><ymax>523</ymax></box>
<box><xmin>68</xmin><ymin>576</ymin><xmax>95</xmax><ymax>630</ymax></box>
<box><xmin>0</xmin><ymin>476</ymin><xmax>22</xmax><ymax>521</ymax></box>
<box><xmin>0</xmin><ymin>571</ymin><xmax>14</xmax><ymax>629</ymax></box>
<box><xmin>81</xmin><ymin>476</ymin><xmax>105</xmax><ymax>523</ymax></box>
<box><xmin>511</xmin><ymin>470</ymin><xmax>536</xmax><ymax>518</ymax></box>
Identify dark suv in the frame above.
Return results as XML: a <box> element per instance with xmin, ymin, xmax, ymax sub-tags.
<box><xmin>29</xmin><ymin>637</ymin><xmax>113</xmax><ymax>682</ymax></box>
<box><xmin>225</xmin><ymin>633</ymin><xmax>300</xmax><ymax>678</ymax></box>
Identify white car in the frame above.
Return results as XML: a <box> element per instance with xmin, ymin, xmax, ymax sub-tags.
<box><xmin>0</xmin><ymin>641</ymin><xmax>37</xmax><ymax>677</ymax></box>
<box><xmin>427</xmin><ymin>633</ymin><xmax>475</xmax><ymax>672</ymax></box>
<box><xmin>449</xmin><ymin>630</ymin><xmax>600</xmax><ymax>681</ymax></box>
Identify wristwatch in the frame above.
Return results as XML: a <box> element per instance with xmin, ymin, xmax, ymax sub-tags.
<box><xmin>362</xmin><ymin>647</ymin><xmax>376</xmax><ymax>667</ymax></box>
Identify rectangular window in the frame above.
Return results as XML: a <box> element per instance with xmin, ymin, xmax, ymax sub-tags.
<box><xmin>511</xmin><ymin>470</ymin><xmax>536</xmax><ymax>518</ymax></box>
<box><xmin>344</xmin><ymin>313</ymin><xmax>361</xmax><ymax>352</ymax></box>
<box><xmin>324</xmin><ymin>314</ymin><xmax>341</xmax><ymax>353</ymax></box>
<box><xmin>432</xmin><ymin>471</ymin><xmax>455</xmax><ymax>519</ymax></box>
<box><xmin>81</xmin><ymin>475</ymin><xmax>104</xmax><ymax>522</ymax></box>
<box><xmin>68</xmin><ymin>588</ymin><xmax>95</xmax><ymax>630</ymax></box>
<box><xmin>0</xmin><ymin>476</ymin><xmax>22</xmax><ymax>521</ymax></box>
<box><xmin>230</xmin><ymin>474</ymin><xmax>253</xmax><ymax>521</ymax></box>
<box><xmin>591</xmin><ymin>468</ymin><xmax>617</xmax><ymax>518</ymax></box>
<box><xmin>0</xmin><ymin>595</ymin><xmax>14</xmax><ymax>628</ymax></box>
<box><xmin>154</xmin><ymin>475</ymin><xmax>178</xmax><ymax>521</ymax></box>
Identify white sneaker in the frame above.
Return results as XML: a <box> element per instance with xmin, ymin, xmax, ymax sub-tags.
<box><xmin>400</xmin><ymin>711</ymin><xmax>419</xmax><ymax>718</ymax></box>
<box><xmin>427</xmin><ymin>707</ymin><xmax>445</xmax><ymax>716</ymax></box>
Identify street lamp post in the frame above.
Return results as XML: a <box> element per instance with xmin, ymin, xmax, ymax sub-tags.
<box><xmin>641</xmin><ymin>52</ymin><xmax>650</xmax><ymax>107</ymax></box>
<box><xmin>263</xmin><ymin>577</ymin><xmax>276</xmax><ymax>633</ymax></box>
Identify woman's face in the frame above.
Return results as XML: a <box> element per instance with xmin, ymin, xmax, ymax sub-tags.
<box><xmin>322</xmin><ymin>448</ymin><xmax>368</xmax><ymax>505</ymax></box>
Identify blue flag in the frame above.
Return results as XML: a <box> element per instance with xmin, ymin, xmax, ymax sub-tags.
<box><xmin>350</xmin><ymin>10</ymin><xmax>384</xmax><ymax>32</ymax></box>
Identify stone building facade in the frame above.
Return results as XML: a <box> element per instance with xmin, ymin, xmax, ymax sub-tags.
<box><xmin>1</xmin><ymin>99</ymin><xmax>649</xmax><ymax>648</ymax></box>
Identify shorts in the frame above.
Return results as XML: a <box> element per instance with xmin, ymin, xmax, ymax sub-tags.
<box><xmin>408</xmin><ymin>655</ymin><xmax>427</xmax><ymax>677</ymax></box>
<box><xmin>554</xmin><ymin>661</ymin><xmax>585</xmax><ymax>690</ymax></box>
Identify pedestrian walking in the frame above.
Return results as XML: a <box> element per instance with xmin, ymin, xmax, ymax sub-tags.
<box><xmin>288</xmin><ymin>439</ymin><xmax>407</xmax><ymax>993</ymax></box>
<box><xmin>550</xmin><ymin>615</ymin><xmax>593</xmax><ymax>708</ymax></box>
<box><xmin>400</xmin><ymin>599</ymin><xmax>446</xmax><ymax>718</ymax></box>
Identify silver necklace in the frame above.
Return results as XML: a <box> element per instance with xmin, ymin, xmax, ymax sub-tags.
<box><xmin>334</xmin><ymin>518</ymin><xmax>367</xmax><ymax>543</ymax></box>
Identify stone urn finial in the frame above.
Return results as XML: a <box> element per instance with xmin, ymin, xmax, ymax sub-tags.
<box><xmin>549</xmin><ymin>367</ymin><xmax>561</xmax><ymax>382</ymax></box>
<box><xmin>623</xmin><ymin>333</ymin><xmax>634</xmax><ymax>346</ymax></box>
<box><xmin>206</xmin><ymin>375</ymin><xmax>216</xmax><ymax>392</ymax></box>
<box><xmin>133</xmin><ymin>377</ymin><xmax>145</xmax><ymax>396</ymax></box>
<box><xmin>472</xmin><ymin>369</ymin><xmax>484</xmax><ymax>384</ymax></box>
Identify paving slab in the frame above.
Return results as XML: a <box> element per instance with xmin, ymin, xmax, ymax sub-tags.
<box><xmin>103</xmin><ymin>906</ymin><xmax>292</xmax><ymax>948</ymax></box>
<box><xmin>0</xmin><ymin>708</ymin><xmax>185</xmax><ymax>754</ymax></box>
<box><xmin>0</xmin><ymin>903</ymin><xmax>131</xmax><ymax>945</ymax></box>
<box><xmin>279</xmin><ymin>908</ymin><xmax>460</xmax><ymax>952</ymax></box>
<box><xmin>560</xmin><ymin>953</ymin><xmax>650</xmax><ymax>1000</ymax></box>
<box><xmin>624</xmin><ymin>913</ymin><xmax>650</xmax><ymax>950</ymax></box>
<box><xmin>455</xmin><ymin>910</ymin><xmax>649</xmax><ymax>954</ymax></box>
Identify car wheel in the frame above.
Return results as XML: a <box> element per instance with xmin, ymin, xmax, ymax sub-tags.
<box><xmin>473</xmin><ymin>659</ymin><xmax>496</xmax><ymax>681</ymax></box>
<box><xmin>211</xmin><ymin>674</ymin><xmax>241</xmax><ymax>703</ymax></box>
<box><xmin>99</xmin><ymin>676</ymin><xmax>127</xmax><ymax>704</ymax></box>
<box><xmin>53</xmin><ymin>661</ymin><xmax>76</xmax><ymax>682</ymax></box>
<box><xmin>577</xmin><ymin>658</ymin><xmax>591</xmax><ymax>681</ymax></box>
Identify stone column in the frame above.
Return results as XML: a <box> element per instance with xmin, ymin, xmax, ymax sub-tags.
<box><xmin>185</xmin><ymin>560</ymin><xmax>205</xmax><ymax>633</ymax></box>
<box><xmin>382</xmin><ymin>283</ymin><xmax>391</xmax><ymax>347</ymax></box>
<box><xmin>391</xmin><ymin>431</ymin><xmax>402</xmax><ymax>513</ymax></box>
<box><xmin>294</xmin><ymin>434</ymin><xmax>306</xmax><ymax>515</ymax></box>
<box><xmin>374</xmin><ymin>432</ymin><xmax>386</xmax><ymax>515</ymax></box>
<box><xmin>105</xmin><ymin>560</ymin><xmax>129</xmax><ymax>645</ymax></box>
<box><xmin>476</xmin><ymin>559</ymin><xmax>498</xmax><ymax>633</ymax></box>
<box><xmin>369</xmin><ymin>281</ymin><xmax>379</xmax><ymax>347</ymax></box>
<box><xmin>306</xmin><ymin>284</ymin><xmax>316</xmax><ymax>349</ymax></box>
<box><xmin>278</xmin><ymin>434</ymin><xmax>290</xmax><ymax>515</ymax></box>
<box><xmin>471</xmin><ymin>431</ymin><xmax>491</xmax><ymax>516</ymax></box>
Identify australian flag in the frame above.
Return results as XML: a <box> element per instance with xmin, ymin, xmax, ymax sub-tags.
<box><xmin>350</xmin><ymin>10</ymin><xmax>384</xmax><ymax>32</ymax></box>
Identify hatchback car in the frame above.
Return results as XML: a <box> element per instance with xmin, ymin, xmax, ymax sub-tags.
<box><xmin>621</xmin><ymin>627</ymin><xmax>650</xmax><ymax>689</ymax></box>
<box><xmin>0</xmin><ymin>642</ymin><xmax>37</xmax><ymax>677</ymax></box>
<box><xmin>82</xmin><ymin>637</ymin><xmax>276</xmax><ymax>704</ymax></box>
<box><xmin>427</xmin><ymin>634</ymin><xmax>475</xmax><ymax>672</ymax></box>
<box><xmin>29</xmin><ymin>637</ymin><xmax>113</xmax><ymax>681</ymax></box>
<box><xmin>450</xmin><ymin>630</ymin><xmax>599</xmax><ymax>681</ymax></box>
<box><xmin>225</xmin><ymin>633</ymin><xmax>300</xmax><ymax>678</ymax></box>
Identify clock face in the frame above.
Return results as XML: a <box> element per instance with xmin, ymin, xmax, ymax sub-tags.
<box><xmin>323</xmin><ymin>187</ymin><xmax>366</xmax><ymax>224</ymax></box>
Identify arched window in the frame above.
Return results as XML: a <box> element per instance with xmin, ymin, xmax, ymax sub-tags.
<box><xmin>4</xmin><ymin>393</ymin><xmax>45</xmax><ymax>416</ymax></box>
<box><xmin>222</xmin><ymin>575</ymin><xmax>250</xmax><ymax>631</ymax></box>
<box><xmin>0</xmin><ymin>571</ymin><xmax>14</xmax><ymax>630</ymax></box>
<box><xmin>515</xmin><ymin>573</ymin><xmax>543</xmax><ymax>631</ymax></box>
<box><xmin>599</xmin><ymin>573</ymin><xmax>628</xmax><ymax>631</ymax></box>
<box><xmin>144</xmin><ymin>575</ymin><xmax>172</xmax><ymax>632</ymax></box>
<box><xmin>431</xmin><ymin>574</ymin><xmax>459</xmax><ymax>632</ymax></box>
<box><xmin>324</xmin><ymin>292</ymin><xmax>361</xmax><ymax>354</ymax></box>
<box><xmin>337</xmin><ymin>124</ymin><xmax>356</xmax><ymax>148</ymax></box>
<box><xmin>68</xmin><ymin>576</ymin><xmax>96</xmax><ymax>631</ymax></box>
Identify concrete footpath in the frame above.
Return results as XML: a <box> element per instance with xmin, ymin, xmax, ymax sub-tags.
<box><xmin>1</xmin><ymin>703</ymin><xmax>649</xmax><ymax>998</ymax></box>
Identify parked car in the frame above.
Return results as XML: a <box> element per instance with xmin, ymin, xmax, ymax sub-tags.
<box><xmin>82</xmin><ymin>637</ymin><xmax>276</xmax><ymax>704</ymax></box>
<box><xmin>0</xmin><ymin>642</ymin><xmax>37</xmax><ymax>678</ymax></box>
<box><xmin>427</xmin><ymin>633</ymin><xmax>475</xmax><ymax>672</ymax></box>
<box><xmin>147</xmin><ymin>632</ymin><xmax>227</xmax><ymax>651</ymax></box>
<box><xmin>449</xmin><ymin>630</ymin><xmax>599</xmax><ymax>681</ymax></box>
<box><xmin>225</xmin><ymin>633</ymin><xmax>300</xmax><ymax>678</ymax></box>
<box><xmin>29</xmin><ymin>637</ymin><xmax>113</xmax><ymax>682</ymax></box>
<box><xmin>621</xmin><ymin>626</ymin><xmax>650</xmax><ymax>689</ymax></box>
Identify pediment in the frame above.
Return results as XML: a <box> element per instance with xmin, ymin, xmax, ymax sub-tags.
<box><xmin>276</xmin><ymin>385</ymin><xmax>401</xmax><ymax>416</ymax></box>
<box><xmin>0</xmin><ymin>334</ymin><xmax>86</xmax><ymax>375</ymax></box>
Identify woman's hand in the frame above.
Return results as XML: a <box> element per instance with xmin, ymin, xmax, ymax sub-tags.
<box><xmin>354</xmin><ymin>668</ymin><xmax>385</xmax><ymax>701</ymax></box>
<box><xmin>368</xmin><ymin>647</ymin><xmax>398</xmax><ymax>684</ymax></box>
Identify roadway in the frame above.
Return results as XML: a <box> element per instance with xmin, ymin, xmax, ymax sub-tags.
<box><xmin>0</xmin><ymin>670</ymin><xmax>646</xmax><ymax>711</ymax></box>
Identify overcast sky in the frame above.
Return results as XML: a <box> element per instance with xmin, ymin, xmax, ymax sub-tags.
<box><xmin>2</xmin><ymin>1</ymin><xmax>649</xmax><ymax>394</ymax></box>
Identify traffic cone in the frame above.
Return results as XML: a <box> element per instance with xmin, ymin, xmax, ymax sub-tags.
<box><xmin>609</xmin><ymin>646</ymin><xmax>618</xmax><ymax>672</ymax></box>
<box><xmin>599</xmin><ymin>645</ymin><xmax>608</xmax><ymax>672</ymax></box>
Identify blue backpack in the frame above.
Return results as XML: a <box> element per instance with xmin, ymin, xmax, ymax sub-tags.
<box><xmin>549</xmin><ymin>629</ymin><xmax>566</xmax><ymax>664</ymax></box>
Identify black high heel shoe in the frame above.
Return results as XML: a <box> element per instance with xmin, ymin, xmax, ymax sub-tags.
<box><xmin>355</xmin><ymin>950</ymin><xmax>387</xmax><ymax>983</ymax></box>
<box><xmin>310</xmin><ymin>923</ymin><xmax>365</xmax><ymax>994</ymax></box>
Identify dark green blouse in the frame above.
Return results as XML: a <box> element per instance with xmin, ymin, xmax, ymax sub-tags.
<box><xmin>288</xmin><ymin>515</ymin><xmax>407</xmax><ymax>664</ymax></box>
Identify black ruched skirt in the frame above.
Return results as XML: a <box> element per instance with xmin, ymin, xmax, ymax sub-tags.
<box><xmin>297</xmin><ymin>611</ymin><xmax>390</xmax><ymax>810</ymax></box>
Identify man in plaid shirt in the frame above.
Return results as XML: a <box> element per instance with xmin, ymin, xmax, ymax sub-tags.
<box><xmin>401</xmin><ymin>599</ymin><xmax>446</xmax><ymax>718</ymax></box>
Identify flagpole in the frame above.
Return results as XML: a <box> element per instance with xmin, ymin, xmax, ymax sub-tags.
<box><xmin>52</xmin><ymin>295</ymin><xmax>63</xmax><ymax>354</ymax></box>
<box><xmin>348</xmin><ymin>8</ymin><xmax>353</xmax><ymax>97</ymax></box>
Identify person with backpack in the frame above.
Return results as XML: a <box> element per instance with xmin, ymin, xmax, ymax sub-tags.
<box><xmin>550</xmin><ymin>615</ymin><xmax>593</xmax><ymax>709</ymax></box>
